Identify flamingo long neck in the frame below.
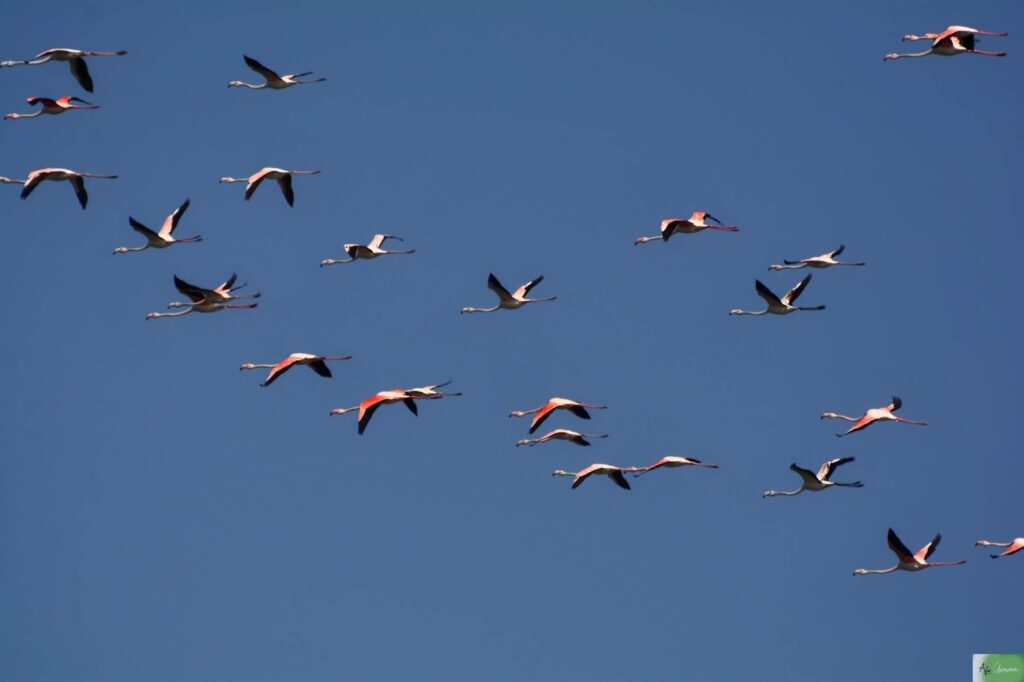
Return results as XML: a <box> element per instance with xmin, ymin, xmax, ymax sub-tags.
<box><xmin>220</xmin><ymin>177</ymin><xmax>248</xmax><ymax>183</ymax></box>
<box><xmin>236</xmin><ymin>82</ymin><xmax>265</xmax><ymax>89</ymax></box>
<box><xmin>634</xmin><ymin>235</ymin><xmax>662</xmax><ymax>245</ymax></box>
<box><xmin>977</xmin><ymin>541</ymin><xmax>1010</xmax><ymax>548</ymax></box>
<box><xmin>551</xmin><ymin>470</ymin><xmax>577</xmax><ymax>478</ymax></box>
<box><xmin>857</xmin><ymin>565</ymin><xmax>898</xmax><ymax>575</ymax></box>
<box><xmin>330</xmin><ymin>407</ymin><xmax>358</xmax><ymax>416</ymax></box>
<box><xmin>321</xmin><ymin>258</ymin><xmax>355</xmax><ymax>266</ymax></box>
<box><xmin>731</xmin><ymin>309</ymin><xmax>767</xmax><ymax>316</ymax></box>
<box><xmin>822</xmin><ymin>413</ymin><xmax>858</xmax><ymax>422</ymax></box>
<box><xmin>765</xmin><ymin>488</ymin><xmax>803</xmax><ymax>497</ymax></box>
<box><xmin>462</xmin><ymin>305</ymin><xmax>500</xmax><ymax>313</ymax></box>
<box><xmin>888</xmin><ymin>49</ymin><xmax>934</xmax><ymax>59</ymax></box>
<box><xmin>243</xmin><ymin>364</ymin><xmax>277</xmax><ymax>370</ymax></box>
<box><xmin>769</xmin><ymin>263</ymin><xmax>804</xmax><ymax>270</ymax></box>
<box><xmin>7</xmin><ymin>111</ymin><xmax>43</xmax><ymax>119</ymax></box>
<box><xmin>148</xmin><ymin>309</ymin><xmax>192</xmax><ymax>319</ymax></box>
<box><xmin>114</xmin><ymin>245</ymin><xmax>148</xmax><ymax>253</ymax></box>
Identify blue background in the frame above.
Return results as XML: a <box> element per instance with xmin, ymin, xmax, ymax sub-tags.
<box><xmin>1</xmin><ymin>2</ymin><xmax>1020</xmax><ymax>680</ymax></box>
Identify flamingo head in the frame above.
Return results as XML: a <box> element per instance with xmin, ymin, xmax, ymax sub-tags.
<box><xmin>852</xmin><ymin>569</ymin><xmax>869</xmax><ymax>576</ymax></box>
<box><xmin>728</xmin><ymin>309</ymin><xmax>743</xmax><ymax>316</ymax></box>
<box><xmin>227</xmin><ymin>81</ymin><xmax>245</xmax><ymax>88</ymax></box>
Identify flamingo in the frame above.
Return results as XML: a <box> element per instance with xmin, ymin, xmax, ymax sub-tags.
<box><xmin>769</xmin><ymin>245</ymin><xmax>865</xmax><ymax>271</ymax></box>
<box><xmin>170</xmin><ymin>273</ymin><xmax>259</xmax><ymax>307</ymax></box>
<box><xmin>17</xmin><ymin>168</ymin><xmax>118</xmax><ymax>209</ymax></box>
<box><xmin>821</xmin><ymin>396</ymin><xmax>927</xmax><ymax>437</ymax></box>
<box><xmin>4</xmin><ymin>96</ymin><xmax>99</xmax><ymax>120</ymax></box>
<box><xmin>219</xmin><ymin>167</ymin><xmax>320</xmax><ymax>206</ymax></box>
<box><xmin>853</xmin><ymin>528</ymin><xmax>966</xmax><ymax>575</ymax></box>
<box><xmin>402</xmin><ymin>381</ymin><xmax>463</xmax><ymax>399</ymax></box>
<box><xmin>146</xmin><ymin>302</ymin><xmax>257</xmax><ymax>320</ymax></box>
<box><xmin>730</xmin><ymin>274</ymin><xmax>825</xmax><ymax>316</ymax></box>
<box><xmin>0</xmin><ymin>48</ymin><xmax>127</xmax><ymax>92</ymax></box>
<box><xmin>240</xmin><ymin>353</ymin><xmax>353</xmax><ymax>387</ymax></box>
<box><xmin>461</xmin><ymin>273</ymin><xmax>556</xmax><ymax>314</ymax></box>
<box><xmin>114</xmin><ymin>199</ymin><xmax>202</xmax><ymax>254</ymax></box>
<box><xmin>633</xmin><ymin>456</ymin><xmax>720</xmax><ymax>477</ymax></box>
<box><xmin>516</xmin><ymin>429</ymin><xmax>608</xmax><ymax>447</ymax></box>
<box><xmin>229</xmin><ymin>55</ymin><xmax>327</xmax><ymax>89</ymax></box>
<box><xmin>763</xmin><ymin>457</ymin><xmax>862</xmax><ymax>497</ymax></box>
<box><xmin>321</xmin><ymin>234</ymin><xmax>415</xmax><ymax>266</ymax></box>
<box><xmin>510</xmin><ymin>397</ymin><xmax>607</xmax><ymax>434</ymax></box>
<box><xmin>634</xmin><ymin>212</ymin><xmax>740</xmax><ymax>245</ymax></box>
<box><xmin>329</xmin><ymin>389</ymin><xmax>425</xmax><ymax>435</ymax></box>
<box><xmin>885</xmin><ymin>26</ymin><xmax>1007</xmax><ymax>60</ymax></box>
<box><xmin>552</xmin><ymin>464</ymin><xmax>643</xmax><ymax>490</ymax></box>
<box><xmin>975</xmin><ymin>538</ymin><xmax>1024</xmax><ymax>560</ymax></box>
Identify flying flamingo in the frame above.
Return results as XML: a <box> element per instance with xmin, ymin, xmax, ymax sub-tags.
<box><xmin>853</xmin><ymin>528</ymin><xmax>966</xmax><ymax>575</ymax></box>
<box><xmin>516</xmin><ymin>429</ymin><xmax>608</xmax><ymax>447</ymax></box>
<box><xmin>821</xmin><ymin>396</ymin><xmax>927</xmax><ymax>437</ymax></box>
<box><xmin>321</xmin><ymin>234</ymin><xmax>415</xmax><ymax>266</ymax></box>
<box><xmin>114</xmin><ymin>198</ymin><xmax>202</xmax><ymax>254</ymax></box>
<box><xmin>763</xmin><ymin>457</ymin><xmax>862</xmax><ymax>497</ymax></box>
<box><xmin>975</xmin><ymin>537</ymin><xmax>1024</xmax><ymax>560</ymax></box>
<box><xmin>885</xmin><ymin>26</ymin><xmax>1007</xmax><ymax>61</ymax></box>
<box><xmin>0</xmin><ymin>48</ymin><xmax>127</xmax><ymax>92</ymax></box>
<box><xmin>330</xmin><ymin>389</ymin><xmax>430</xmax><ymax>434</ymax></box>
<box><xmin>461</xmin><ymin>273</ymin><xmax>556</xmax><ymax>314</ymax></box>
<box><xmin>634</xmin><ymin>211</ymin><xmax>740</xmax><ymax>245</ymax></box>
<box><xmin>552</xmin><ymin>464</ymin><xmax>643</xmax><ymax>490</ymax></box>
<box><xmin>730</xmin><ymin>274</ymin><xmax>825</xmax><ymax>316</ymax></box>
<box><xmin>510</xmin><ymin>397</ymin><xmax>607</xmax><ymax>434</ymax></box>
<box><xmin>240</xmin><ymin>353</ymin><xmax>353</xmax><ymax>387</ymax></box>
<box><xmin>402</xmin><ymin>381</ymin><xmax>462</xmax><ymax>399</ymax></box>
<box><xmin>219</xmin><ymin>167</ymin><xmax>320</xmax><ymax>206</ymax></box>
<box><xmin>229</xmin><ymin>55</ymin><xmax>327</xmax><ymax>89</ymax></box>
<box><xmin>633</xmin><ymin>456</ymin><xmax>720</xmax><ymax>477</ymax></box>
<box><xmin>17</xmin><ymin>168</ymin><xmax>118</xmax><ymax>209</ymax></box>
<box><xmin>170</xmin><ymin>273</ymin><xmax>260</xmax><ymax>306</ymax></box>
<box><xmin>146</xmin><ymin>302</ymin><xmax>257</xmax><ymax>320</ymax></box>
<box><xmin>4</xmin><ymin>96</ymin><xmax>99</xmax><ymax>120</ymax></box>
<box><xmin>769</xmin><ymin>245</ymin><xmax>865</xmax><ymax>271</ymax></box>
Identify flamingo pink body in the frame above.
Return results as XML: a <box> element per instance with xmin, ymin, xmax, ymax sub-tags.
<box><xmin>635</xmin><ymin>211</ymin><xmax>740</xmax><ymax>245</ymax></box>
<box><xmin>4</xmin><ymin>96</ymin><xmax>99</xmax><ymax>120</ymax></box>
<box><xmin>0</xmin><ymin>48</ymin><xmax>127</xmax><ymax>92</ymax></box>
<box><xmin>853</xmin><ymin>528</ymin><xmax>966</xmax><ymax>575</ymax></box>
<box><xmin>240</xmin><ymin>353</ymin><xmax>352</xmax><ymax>387</ymax></box>
<box><xmin>552</xmin><ymin>463</ymin><xmax>643</xmax><ymax>490</ymax></box>
<box><xmin>975</xmin><ymin>537</ymin><xmax>1024</xmax><ymax>559</ymax></box>
<box><xmin>821</xmin><ymin>396</ymin><xmax>927</xmax><ymax>437</ymax></box>
<box><xmin>509</xmin><ymin>397</ymin><xmax>607</xmax><ymax>434</ymax></box>
<box><xmin>885</xmin><ymin>26</ymin><xmax>1008</xmax><ymax>60</ymax></box>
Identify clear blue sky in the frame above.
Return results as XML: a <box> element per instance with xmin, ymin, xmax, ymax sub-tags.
<box><xmin>1</xmin><ymin>2</ymin><xmax>1021</xmax><ymax>680</ymax></box>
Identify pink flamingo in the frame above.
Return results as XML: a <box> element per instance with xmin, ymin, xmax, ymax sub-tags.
<box><xmin>461</xmin><ymin>273</ymin><xmax>556</xmax><ymax>313</ymax></box>
<box><xmin>240</xmin><ymin>353</ymin><xmax>353</xmax><ymax>387</ymax></box>
<box><xmin>853</xmin><ymin>528</ymin><xmax>966</xmax><ymax>575</ymax></box>
<box><xmin>633</xmin><ymin>456</ymin><xmax>720</xmax><ymax>477</ymax></box>
<box><xmin>0</xmin><ymin>48</ymin><xmax>127</xmax><ymax>92</ymax></box>
<box><xmin>330</xmin><ymin>389</ymin><xmax>433</xmax><ymax>434</ymax></box>
<box><xmin>114</xmin><ymin>198</ymin><xmax>202</xmax><ymax>253</ymax></box>
<box><xmin>219</xmin><ymin>167</ymin><xmax>320</xmax><ymax>206</ymax></box>
<box><xmin>516</xmin><ymin>429</ymin><xmax>608</xmax><ymax>447</ymax></box>
<box><xmin>509</xmin><ymin>397</ymin><xmax>607</xmax><ymax>434</ymax></box>
<box><xmin>321</xmin><ymin>234</ymin><xmax>415</xmax><ymax>266</ymax></box>
<box><xmin>4</xmin><ymin>96</ymin><xmax>99</xmax><ymax>120</ymax></box>
<box><xmin>17</xmin><ymin>168</ymin><xmax>118</xmax><ymax>209</ymax></box>
<box><xmin>730</xmin><ymin>274</ymin><xmax>825</xmax><ymax>316</ymax></box>
<box><xmin>975</xmin><ymin>537</ymin><xmax>1024</xmax><ymax>560</ymax></box>
<box><xmin>763</xmin><ymin>457</ymin><xmax>862</xmax><ymax>497</ymax></box>
<box><xmin>885</xmin><ymin>26</ymin><xmax>1007</xmax><ymax>60</ymax></box>
<box><xmin>769</xmin><ymin>244</ymin><xmax>865</xmax><ymax>271</ymax></box>
<box><xmin>821</xmin><ymin>396</ymin><xmax>927</xmax><ymax>437</ymax></box>
<box><xmin>634</xmin><ymin>211</ymin><xmax>739</xmax><ymax>245</ymax></box>
<box><xmin>229</xmin><ymin>55</ymin><xmax>326</xmax><ymax>89</ymax></box>
<box><xmin>552</xmin><ymin>463</ymin><xmax>643</xmax><ymax>490</ymax></box>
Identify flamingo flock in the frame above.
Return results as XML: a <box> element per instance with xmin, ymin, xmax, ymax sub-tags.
<box><xmin>1</xmin><ymin>26</ymin><xmax>1015</xmax><ymax>586</ymax></box>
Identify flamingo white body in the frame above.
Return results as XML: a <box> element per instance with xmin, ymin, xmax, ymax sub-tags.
<box><xmin>17</xmin><ymin>168</ymin><xmax>118</xmax><ymax>209</ymax></box>
<box><xmin>853</xmin><ymin>528</ymin><xmax>966</xmax><ymax>575</ymax></box>
<box><xmin>635</xmin><ymin>211</ymin><xmax>740</xmax><ymax>245</ymax></box>
<box><xmin>763</xmin><ymin>457</ymin><xmax>862</xmax><ymax>497</ymax></box>
<box><xmin>0</xmin><ymin>48</ymin><xmax>127</xmax><ymax>92</ymax></box>
<box><xmin>219</xmin><ymin>167</ymin><xmax>320</xmax><ymax>206</ymax></box>
<box><xmin>769</xmin><ymin>244</ymin><xmax>865</xmax><ymax>271</ymax></box>
<box><xmin>730</xmin><ymin>274</ymin><xmax>825</xmax><ymax>316</ymax></box>
<box><xmin>516</xmin><ymin>429</ymin><xmax>608</xmax><ymax>447</ymax></box>
<box><xmin>240</xmin><ymin>353</ymin><xmax>352</xmax><ymax>387</ymax></box>
<box><xmin>975</xmin><ymin>538</ymin><xmax>1024</xmax><ymax>560</ymax></box>
<box><xmin>821</xmin><ymin>396</ymin><xmax>927</xmax><ymax>437</ymax></box>
<box><xmin>114</xmin><ymin>198</ymin><xmax>202</xmax><ymax>253</ymax></box>
<box><xmin>510</xmin><ymin>397</ymin><xmax>607</xmax><ymax>434</ymax></box>
<box><xmin>321</xmin><ymin>234</ymin><xmax>415</xmax><ymax>266</ymax></box>
<box><xmin>633</xmin><ymin>456</ymin><xmax>720</xmax><ymax>477</ymax></box>
<box><xmin>229</xmin><ymin>55</ymin><xmax>326</xmax><ymax>89</ymax></box>
<box><xmin>461</xmin><ymin>273</ymin><xmax>556</xmax><ymax>313</ymax></box>
<box><xmin>4</xmin><ymin>96</ymin><xmax>99</xmax><ymax>120</ymax></box>
<box><xmin>552</xmin><ymin>463</ymin><xmax>643</xmax><ymax>490</ymax></box>
<box><xmin>330</xmin><ymin>389</ymin><xmax>435</xmax><ymax>435</ymax></box>
<box><xmin>885</xmin><ymin>26</ymin><xmax>1007</xmax><ymax>60</ymax></box>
